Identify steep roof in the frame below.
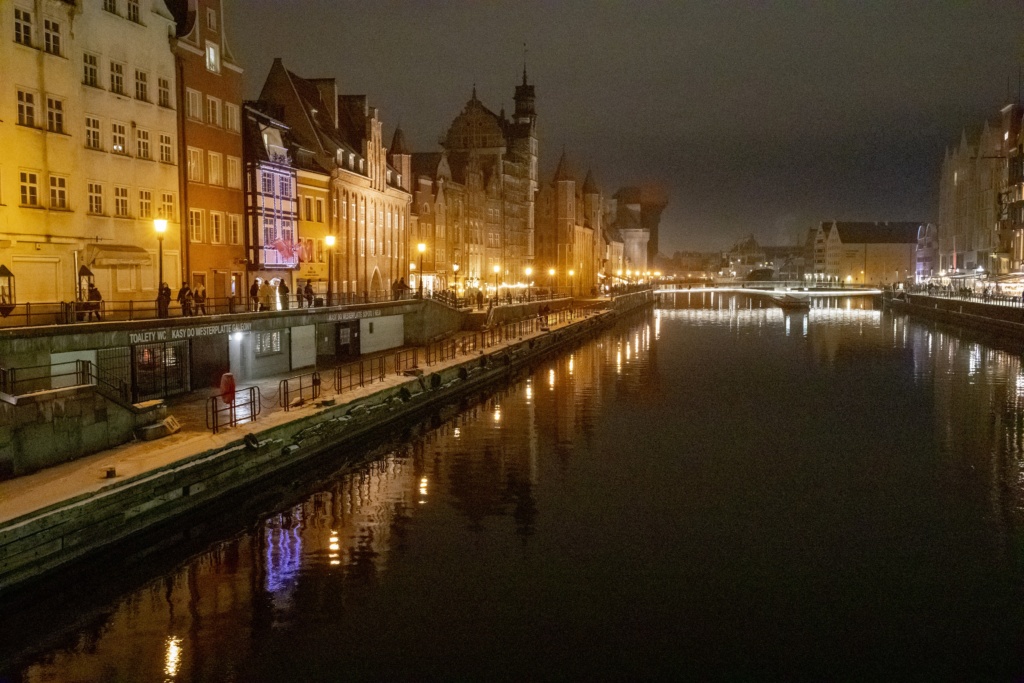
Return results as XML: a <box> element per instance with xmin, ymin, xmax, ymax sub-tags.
<box><xmin>389</xmin><ymin>126</ymin><xmax>410</xmax><ymax>156</ymax></box>
<box><xmin>552</xmin><ymin>149</ymin><xmax>574</xmax><ymax>182</ymax></box>
<box><xmin>829</xmin><ymin>221</ymin><xmax>922</xmax><ymax>244</ymax></box>
<box><xmin>582</xmin><ymin>169</ymin><xmax>599</xmax><ymax>195</ymax></box>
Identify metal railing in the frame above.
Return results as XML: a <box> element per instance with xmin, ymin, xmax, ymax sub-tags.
<box><xmin>0</xmin><ymin>360</ymin><xmax>89</xmax><ymax>396</ymax></box>
<box><xmin>279</xmin><ymin>370</ymin><xmax>321</xmax><ymax>410</ymax></box>
<box><xmin>206</xmin><ymin>385</ymin><xmax>261</xmax><ymax>434</ymax></box>
<box><xmin>394</xmin><ymin>349</ymin><xmax>419</xmax><ymax>375</ymax></box>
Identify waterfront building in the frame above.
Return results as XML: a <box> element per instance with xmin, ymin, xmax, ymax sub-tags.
<box><xmin>257</xmin><ymin>59</ymin><xmax>411</xmax><ymax>299</ymax></box>
<box><xmin>240</xmin><ymin>101</ymin><xmax>299</xmax><ymax>291</ymax></box>
<box><xmin>535</xmin><ymin>152</ymin><xmax>599</xmax><ymax>294</ymax></box>
<box><xmin>0</xmin><ymin>0</ymin><xmax>181</xmax><ymax>305</ymax></box>
<box><xmin>166</xmin><ymin>0</ymin><xmax>245</xmax><ymax>310</ymax></box>
<box><xmin>937</xmin><ymin>123</ymin><xmax>1002</xmax><ymax>275</ymax></box>
<box><xmin>812</xmin><ymin>221</ymin><xmax>921</xmax><ymax>285</ymax></box>
<box><xmin>605</xmin><ymin>188</ymin><xmax>651</xmax><ymax>276</ymax></box>
<box><xmin>998</xmin><ymin>102</ymin><xmax>1024</xmax><ymax>272</ymax></box>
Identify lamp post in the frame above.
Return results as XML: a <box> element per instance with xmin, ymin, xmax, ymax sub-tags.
<box><xmin>325</xmin><ymin>234</ymin><xmax>335</xmax><ymax>305</ymax></box>
<box><xmin>548</xmin><ymin>268</ymin><xmax>555</xmax><ymax>298</ymax></box>
<box><xmin>417</xmin><ymin>242</ymin><xmax>426</xmax><ymax>299</ymax></box>
<box><xmin>493</xmin><ymin>263</ymin><xmax>500</xmax><ymax>304</ymax></box>
<box><xmin>569</xmin><ymin>269</ymin><xmax>575</xmax><ymax>298</ymax></box>
<box><xmin>452</xmin><ymin>262</ymin><xmax>460</xmax><ymax>295</ymax></box>
<box><xmin>524</xmin><ymin>266</ymin><xmax>532</xmax><ymax>301</ymax></box>
<box><xmin>154</xmin><ymin>218</ymin><xmax>167</xmax><ymax>288</ymax></box>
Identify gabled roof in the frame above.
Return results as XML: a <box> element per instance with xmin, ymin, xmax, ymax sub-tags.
<box><xmin>552</xmin><ymin>150</ymin><xmax>574</xmax><ymax>183</ymax></box>
<box><xmin>582</xmin><ymin>169</ymin><xmax>599</xmax><ymax>195</ymax></box>
<box><xmin>389</xmin><ymin>126</ymin><xmax>410</xmax><ymax>156</ymax></box>
<box><xmin>827</xmin><ymin>221</ymin><xmax>922</xmax><ymax>244</ymax></box>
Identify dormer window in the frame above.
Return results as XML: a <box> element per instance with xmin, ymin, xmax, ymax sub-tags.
<box><xmin>205</xmin><ymin>42</ymin><xmax>220</xmax><ymax>73</ymax></box>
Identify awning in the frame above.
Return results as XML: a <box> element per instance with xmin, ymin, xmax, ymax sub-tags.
<box><xmin>85</xmin><ymin>244</ymin><xmax>151</xmax><ymax>267</ymax></box>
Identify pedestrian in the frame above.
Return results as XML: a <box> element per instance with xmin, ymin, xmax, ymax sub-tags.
<box><xmin>86</xmin><ymin>283</ymin><xmax>103</xmax><ymax>321</ymax></box>
<box><xmin>249</xmin><ymin>279</ymin><xmax>260</xmax><ymax>312</ymax></box>
<box><xmin>258</xmin><ymin>278</ymin><xmax>273</xmax><ymax>311</ymax></box>
<box><xmin>193</xmin><ymin>281</ymin><xmax>207</xmax><ymax>315</ymax></box>
<box><xmin>279</xmin><ymin>278</ymin><xmax>290</xmax><ymax>310</ymax></box>
<box><xmin>157</xmin><ymin>282</ymin><xmax>172</xmax><ymax>318</ymax></box>
<box><xmin>304</xmin><ymin>280</ymin><xmax>314</xmax><ymax>307</ymax></box>
<box><xmin>476</xmin><ymin>290</ymin><xmax>484</xmax><ymax>309</ymax></box>
<box><xmin>176</xmin><ymin>281</ymin><xmax>193</xmax><ymax>317</ymax></box>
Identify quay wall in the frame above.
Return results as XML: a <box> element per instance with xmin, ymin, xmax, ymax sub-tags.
<box><xmin>888</xmin><ymin>294</ymin><xmax>1024</xmax><ymax>336</ymax></box>
<box><xmin>0</xmin><ymin>295</ymin><xmax>652</xmax><ymax>594</ymax></box>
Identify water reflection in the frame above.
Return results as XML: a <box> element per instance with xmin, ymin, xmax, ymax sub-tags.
<box><xmin>6</xmin><ymin>300</ymin><xmax>1024</xmax><ymax>680</ymax></box>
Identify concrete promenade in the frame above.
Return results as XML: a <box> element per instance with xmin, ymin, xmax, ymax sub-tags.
<box><xmin>0</xmin><ymin>314</ymin><xmax>592</xmax><ymax>527</ymax></box>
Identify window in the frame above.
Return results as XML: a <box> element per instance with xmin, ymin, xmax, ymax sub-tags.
<box><xmin>126</xmin><ymin>0</ymin><xmax>139</xmax><ymax>23</ymax></box>
<box><xmin>46</xmin><ymin>97</ymin><xmax>63</xmax><ymax>133</ymax></box>
<box><xmin>210</xmin><ymin>212</ymin><xmax>224</xmax><ymax>244</ymax></box>
<box><xmin>49</xmin><ymin>175</ymin><xmax>67</xmax><ymax>209</ymax></box>
<box><xmin>43</xmin><ymin>19</ymin><xmax>60</xmax><ymax>55</ymax></box>
<box><xmin>316</xmin><ymin>198</ymin><xmax>324</xmax><ymax>222</ymax></box>
<box><xmin>83</xmin><ymin>53</ymin><xmax>99</xmax><ymax>87</ymax></box>
<box><xmin>189</xmin><ymin>209</ymin><xmax>203</xmax><ymax>242</ymax></box>
<box><xmin>139</xmin><ymin>189</ymin><xmax>152</xmax><ymax>218</ymax></box>
<box><xmin>261</xmin><ymin>171</ymin><xmax>274</xmax><ymax>194</ymax></box>
<box><xmin>279</xmin><ymin>176</ymin><xmax>292</xmax><ymax>197</ymax></box>
<box><xmin>134</xmin><ymin>70</ymin><xmax>148</xmax><ymax>101</ymax></box>
<box><xmin>17</xmin><ymin>90</ymin><xmax>35</xmax><ymax>127</ymax></box>
<box><xmin>136</xmin><ymin>129</ymin><xmax>150</xmax><ymax>159</ymax></box>
<box><xmin>205</xmin><ymin>42</ymin><xmax>220</xmax><ymax>73</ymax></box>
<box><xmin>226</xmin><ymin>156</ymin><xmax>241</xmax><ymax>188</ymax></box>
<box><xmin>103</xmin><ymin>0</ymin><xmax>116</xmax><ymax>13</ymax></box>
<box><xmin>110</xmin><ymin>62</ymin><xmax>124</xmax><ymax>95</ymax></box>
<box><xmin>85</xmin><ymin>116</ymin><xmax>101</xmax><ymax>149</ymax></box>
<box><xmin>303</xmin><ymin>197</ymin><xmax>312</xmax><ymax>221</ymax></box>
<box><xmin>206</xmin><ymin>96</ymin><xmax>221</xmax><ymax>126</ymax></box>
<box><xmin>14</xmin><ymin>8</ymin><xmax>32</xmax><ymax>47</ymax></box>
<box><xmin>262</xmin><ymin>216</ymin><xmax>276</xmax><ymax>245</ymax></box>
<box><xmin>88</xmin><ymin>182</ymin><xmax>103</xmax><ymax>214</ymax></box>
<box><xmin>20</xmin><ymin>172</ymin><xmax>38</xmax><ymax>206</ymax></box>
<box><xmin>208</xmin><ymin>152</ymin><xmax>222</xmax><ymax>185</ymax></box>
<box><xmin>159</xmin><ymin>192</ymin><xmax>174</xmax><ymax>220</ymax></box>
<box><xmin>114</xmin><ymin>186</ymin><xmax>129</xmax><ymax>217</ymax></box>
<box><xmin>225</xmin><ymin>103</ymin><xmax>240</xmax><ymax>132</ymax></box>
<box><xmin>229</xmin><ymin>214</ymin><xmax>241</xmax><ymax>245</ymax></box>
<box><xmin>159</xmin><ymin>133</ymin><xmax>173</xmax><ymax>163</ymax></box>
<box><xmin>158</xmin><ymin>77</ymin><xmax>170</xmax><ymax>107</ymax></box>
<box><xmin>187</xmin><ymin>147</ymin><xmax>202</xmax><ymax>182</ymax></box>
<box><xmin>255</xmin><ymin>331</ymin><xmax>281</xmax><ymax>356</ymax></box>
<box><xmin>206</xmin><ymin>7</ymin><xmax>217</xmax><ymax>30</ymax></box>
<box><xmin>316</xmin><ymin>239</ymin><xmax>324</xmax><ymax>262</ymax></box>
<box><xmin>281</xmin><ymin>219</ymin><xmax>293</xmax><ymax>243</ymax></box>
<box><xmin>186</xmin><ymin>88</ymin><xmax>201</xmax><ymax>120</ymax></box>
<box><xmin>111</xmin><ymin>122</ymin><xmax>127</xmax><ymax>154</ymax></box>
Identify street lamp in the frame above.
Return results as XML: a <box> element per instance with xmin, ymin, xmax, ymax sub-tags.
<box><xmin>524</xmin><ymin>266</ymin><xmax>532</xmax><ymax>301</ymax></box>
<box><xmin>154</xmin><ymin>217</ymin><xmax>167</xmax><ymax>289</ymax></box>
<box><xmin>452</xmin><ymin>262</ymin><xmax>460</xmax><ymax>294</ymax></box>
<box><xmin>325</xmin><ymin>234</ymin><xmax>336</xmax><ymax>305</ymax></box>
<box><xmin>417</xmin><ymin>242</ymin><xmax>426</xmax><ymax>298</ymax></box>
<box><xmin>569</xmin><ymin>269</ymin><xmax>575</xmax><ymax>298</ymax></box>
<box><xmin>548</xmin><ymin>268</ymin><xmax>555</xmax><ymax>297</ymax></box>
<box><xmin>493</xmin><ymin>263</ymin><xmax>500</xmax><ymax>304</ymax></box>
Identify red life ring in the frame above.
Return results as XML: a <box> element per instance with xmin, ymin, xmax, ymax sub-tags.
<box><xmin>220</xmin><ymin>372</ymin><xmax>236</xmax><ymax>405</ymax></box>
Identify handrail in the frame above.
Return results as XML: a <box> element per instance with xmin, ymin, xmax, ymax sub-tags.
<box><xmin>279</xmin><ymin>371</ymin><xmax>321</xmax><ymax>410</ymax></box>
<box><xmin>206</xmin><ymin>385</ymin><xmax>260</xmax><ymax>434</ymax></box>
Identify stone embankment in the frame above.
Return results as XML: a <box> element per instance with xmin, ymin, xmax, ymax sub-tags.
<box><xmin>885</xmin><ymin>293</ymin><xmax>1024</xmax><ymax>337</ymax></box>
<box><xmin>0</xmin><ymin>292</ymin><xmax>653</xmax><ymax>594</ymax></box>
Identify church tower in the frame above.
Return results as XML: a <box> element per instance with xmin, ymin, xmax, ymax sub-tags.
<box><xmin>510</xmin><ymin>68</ymin><xmax>538</xmax><ymax>262</ymax></box>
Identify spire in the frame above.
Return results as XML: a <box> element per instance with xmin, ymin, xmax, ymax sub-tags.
<box><xmin>522</xmin><ymin>42</ymin><xmax>529</xmax><ymax>85</ymax></box>
<box><xmin>389</xmin><ymin>126</ymin><xmax>410</xmax><ymax>156</ymax></box>
<box><xmin>582</xmin><ymin>169</ymin><xmax>599</xmax><ymax>195</ymax></box>
<box><xmin>472</xmin><ymin>83</ymin><xmax>477</xmax><ymax>101</ymax></box>
<box><xmin>553</xmin><ymin>148</ymin><xmax>574</xmax><ymax>183</ymax></box>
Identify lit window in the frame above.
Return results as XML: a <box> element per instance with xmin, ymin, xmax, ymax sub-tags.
<box><xmin>205</xmin><ymin>42</ymin><xmax>220</xmax><ymax>73</ymax></box>
<box><xmin>111</xmin><ymin>122</ymin><xmax>127</xmax><ymax>154</ymax></box>
<box><xmin>20</xmin><ymin>171</ymin><xmax>38</xmax><ymax>206</ymax></box>
<box><xmin>255</xmin><ymin>331</ymin><xmax>282</xmax><ymax>356</ymax></box>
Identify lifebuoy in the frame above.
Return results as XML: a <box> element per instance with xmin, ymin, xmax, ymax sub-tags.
<box><xmin>220</xmin><ymin>372</ymin><xmax>236</xmax><ymax>405</ymax></box>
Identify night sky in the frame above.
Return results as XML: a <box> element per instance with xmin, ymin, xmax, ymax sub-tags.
<box><xmin>226</xmin><ymin>1</ymin><xmax>1024</xmax><ymax>253</ymax></box>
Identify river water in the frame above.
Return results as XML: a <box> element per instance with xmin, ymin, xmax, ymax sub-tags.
<box><xmin>3</xmin><ymin>293</ymin><xmax>1024</xmax><ymax>681</ymax></box>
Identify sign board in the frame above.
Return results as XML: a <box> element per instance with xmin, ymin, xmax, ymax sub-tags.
<box><xmin>128</xmin><ymin>322</ymin><xmax>252</xmax><ymax>345</ymax></box>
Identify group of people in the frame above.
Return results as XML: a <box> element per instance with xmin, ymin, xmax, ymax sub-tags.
<box><xmin>248</xmin><ymin>278</ymin><xmax>318</xmax><ymax>312</ymax></box>
<box><xmin>155</xmin><ymin>281</ymin><xmax>207</xmax><ymax>318</ymax></box>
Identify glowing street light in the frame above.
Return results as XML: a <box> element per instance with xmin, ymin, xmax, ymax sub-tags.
<box><xmin>452</xmin><ymin>262</ymin><xmax>460</xmax><ymax>293</ymax></box>
<box><xmin>569</xmin><ymin>269</ymin><xmax>575</xmax><ymax>298</ymax></box>
<box><xmin>324</xmin><ymin>234</ymin><xmax>336</xmax><ymax>305</ymax></box>
<box><xmin>493</xmin><ymin>263</ymin><xmax>501</xmax><ymax>304</ymax></box>
<box><xmin>154</xmin><ymin>218</ymin><xmax>167</xmax><ymax>312</ymax></box>
<box><xmin>417</xmin><ymin>242</ymin><xmax>426</xmax><ymax>298</ymax></box>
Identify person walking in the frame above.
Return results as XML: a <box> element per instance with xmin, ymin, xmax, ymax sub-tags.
<box><xmin>193</xmin><ymin>281</ymin><xmax>207</xmax><ymax>315</ymax></box>
<box><xmin>157</xmin><ymin>282</ymin><xmax>171</xmax><ymax>318</ymax></box>
<box><xmin>304</xmin><ymin>280</ymin><xmax>314</xmax><ymax>307</ymax></box>
<box><xmin>86</xmin><ymin>283</ymin><xmax>103</xmax><ymax>321</ymax></box>
<box><xmin>249</xmin><ymin>279</ymin><xmax>260</xmax><ymax>312</ymax></box>
<box><xmin>176</xmin><ymin>282</ymin><xmax>193</xmax><ymax>317</ymax></box>
<box><xmin>258</xmin><ymin>278</ymin><xmax>273</xmax><ymax>311</ymax></box>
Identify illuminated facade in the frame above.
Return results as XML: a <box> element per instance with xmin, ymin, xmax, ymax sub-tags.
<box><xmin>0</xmin><ymin>0</ymin><xmax>181</xmax><ymax>304</ymax></box>
<box><xmin>813</xmin><ymin>221</ymin><xmax>921</xmax><ymax>285</ymax></box>
<box><xmin>167</xmin><ymin>0</ymin><xmax>245</xmax><ymax>308</ymax></box>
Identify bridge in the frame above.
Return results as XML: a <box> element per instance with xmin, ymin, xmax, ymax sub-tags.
<box><xmin>654</xmin><ymin>283</ymin><xmax>882</xmax><ymax>309</ymax></box>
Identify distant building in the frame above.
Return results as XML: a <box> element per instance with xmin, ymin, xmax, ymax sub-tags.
<box><xmin>535</xmin><ymin>151</ymin><xmax>600</xmax><ymax>294</ymax></box>
<box><xmin>0</xmin><ymin>0</ymin><xmax>181</xmax><ymax>304</ymax></box>
<box><xmin>603</xmin><ymin>187</ymin><xmax>668</xmax><ymax>276</ymax></box>
<box><xmin>812</xmin><ymin>221</ymin><xmax>921</xmax><ymax>285</ymax></box>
